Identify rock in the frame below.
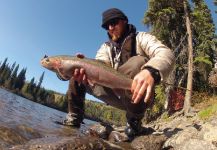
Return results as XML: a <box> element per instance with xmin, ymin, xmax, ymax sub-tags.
<box><xmin>131</xmin><ymin>134</ymin><xmax>167</xmax><ymax>150</ymax></box>
<box><xmin>11</xmin><ymin>136</ymin><xmax>123</xmax><ymax>150</ymax></box>
<box><xmin>108</xmin><ymin>131</ymin><xmax>129</xmax><ymax>142</ymax></box>
<box><xmin>176</xmin><ymin>139</ymin><xmax>217</xmax><ymax>150</ymax></box>
<box><xmin>86</xmin><ymin>123</ymin><xmax>113</xmax><ymax>139</ymax></box>
<box><xmin>163</xmin><ymin>126</ymin><xmax>198</xmax><ymax>149</ymax></box>
<box><xmin>0</xmin><ymin>125</ymin><xmax>28</xmax><ymax>146</ymax></box>
<box><xmin>199</xmin><ymin>123</ymin><xmax>217</xmax><ymax>142</ymax></box>
<box><xmin>0</xmin><ymin>124</ymin><xmax>42</xmax><ymax>149</ymax></box>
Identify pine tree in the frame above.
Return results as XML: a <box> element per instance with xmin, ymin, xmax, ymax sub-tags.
<box><xmin>191</xmin><ymin>0</ymin><xmax>216</xmax><ymax>90</ymax></box>
<box><xmin>4</xmin><ymin>62</ymin><xmax>17</xmax><ymax>88</ymax></box>
<box><xmin>35</xmin><ymin>72</ymin><xmax>45</xmax><ymax>94</ymax></box>
<box><xmin>14</xmin><ymin>68</ymin><xmax>26</xmax><ymax>90</ymax></box>
<box><xmin>10</xmin><ymin>62</ymin><xmax>16</xmax><ymax>73</ymax></box>
<box><xmin>0</xmin><ymin>58</ymin><xmax>8</xmax><ymax>73</ymax></box>
<box><xmin>10</xmin><ymin>64</ymin><xmax>19</xmax><ymax>89</ymax></box>
<box><xmin>28</xmin><ymin>77</ymin><xmax>36</xmax><ymax>93</ymax></box>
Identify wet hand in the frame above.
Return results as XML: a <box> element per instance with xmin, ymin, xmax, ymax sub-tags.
<box><xmin>131</xmin><ymin>69</ymin><xmax>155</xmax><ymax>104</ymax></box>
<box><xmin>73</xmin><ymin>68</ymin><xmax>87</xmax><ymax>84</ymax></box>
<box><xmin>72</xmin><ymin>53</ymin><xmax>88</xmax><ymax>84</ymax></box>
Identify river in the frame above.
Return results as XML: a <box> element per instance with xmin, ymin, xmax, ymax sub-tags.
<box><xmin>0</xmin><ymin>88</ymin><xmax>95</xmax><ymax>149</ymax></box>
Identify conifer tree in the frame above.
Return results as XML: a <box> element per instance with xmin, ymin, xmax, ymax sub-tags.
<box><xmin>10</xmin><ymin>62</ymin><xmax>16</xmax><ymax>73</ymax></box>
<box><xmin>10</xmin><ymin>64</ymin><xmax>19</xmax><ymax>89</ymax></box>
<box><xmin>4</xmin><ymin>62</ymin><xmax>17</xmax><ymax>88</ymax></box>
<box><xmin>14</xmin><ymin>68</ymin><xmax>26</xmax><ymax>90</ymax></box>
<box><xmin>191</xmin><ymin>0</ymin><xmax>216</xmax><ymax>90</ymax></box>
<box><xmin>28</xmin><ymin>77</ymin><xmax>36</xmax><ymax>93</ymax></box>
<box><xmin>0</xmin><ymin>58</ymin><xmax>8</xmax><ymax>73</ymax></box>
<box><xmin>0</xmin><ymin>64</ymin><xmax>9</xmax><ymax>85</ymax></box>
<box><xmin>35</xmin><ymin>72</ymin><xmax>44</xmax><ymax>94</ymax></box>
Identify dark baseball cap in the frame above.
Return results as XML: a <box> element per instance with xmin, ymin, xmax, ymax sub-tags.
<box><xmin>101</xmin><ymin>8</ymin><xmax>128</xmax><ymax>29</ymax></box>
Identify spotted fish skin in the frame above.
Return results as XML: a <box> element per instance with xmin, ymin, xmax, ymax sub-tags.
<box><xmin>40</xmin><ymin>55</ymin><xmax>132</xmax><ymax>90</ymax></box>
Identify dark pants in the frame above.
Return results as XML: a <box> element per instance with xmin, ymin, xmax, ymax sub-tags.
<box><xmin>86</xmin><ymin>56</ymin><xmax>149</xmax><ymax>120</ymax></box>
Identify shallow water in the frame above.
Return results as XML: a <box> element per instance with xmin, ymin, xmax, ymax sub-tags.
<box><xmin>0</xmin><ymin>88</ymin><xmax>95</xmax><ymax>148</ymax></box>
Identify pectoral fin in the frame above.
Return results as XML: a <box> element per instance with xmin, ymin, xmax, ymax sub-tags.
<box><xmin>56</xmin><ymin>73</ymin><xmax>68</xmax><ymax>81</ymax></box>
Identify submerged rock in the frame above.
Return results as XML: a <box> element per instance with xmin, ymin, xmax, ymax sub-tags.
<box><xmin>11</xmin><ymin>136</ymin><xmax>123</xmax><ymax>150</ymax></box>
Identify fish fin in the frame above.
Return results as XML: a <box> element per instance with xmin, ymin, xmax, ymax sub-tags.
<box><xmin>56</xmin><ymin>68</ymin><xmax>69</xmax><ymax>81</ymax></box>
<box><xmin>76</xmin><ymin>53</ymin><xmax>85</xmax><ymax>59</ymax></box>
<box><xmin>56</xmin><ymin>73</ymin><xmax>68</xmax><ymax>81</ymax></box>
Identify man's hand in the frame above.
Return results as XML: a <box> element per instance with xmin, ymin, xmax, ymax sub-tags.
<box><xmin>131</xmin><ymin>69</ymin><xmax>155</xmax><ymax>104</ymax></box>
<box><xmin>73</xmin><ymin>53</ymin><xmax>87</xmax><ymax>84</ymax></box>
<box><xmin>73</xmin><ymin>68</ymin><xmax>87</xmax><ymax>84</ymax></box>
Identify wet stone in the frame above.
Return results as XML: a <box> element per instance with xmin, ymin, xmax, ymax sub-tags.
<box><xmin>11</xmin><ymin>136</ymin><xmax>123</xmax><ymax>150</ymax></box>
<box><xmin>108</xmin><ymin>131</ymin><xmax>129</xmax><ymax>142</ymax></box>
<box><xmin>87</xmin><ymin>123</ymin><xmax>114</xmax><ymax>139</ymax></box>
<box><xmin>131</xmin><ymin>134</ymin><xmax>167</xmax><ymax>150</ymax></box>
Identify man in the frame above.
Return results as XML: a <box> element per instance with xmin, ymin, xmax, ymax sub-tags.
<box><xmin>63</xmin><ymin>8</ymin><xmax>174</xmax><ymax>139</ymax></box>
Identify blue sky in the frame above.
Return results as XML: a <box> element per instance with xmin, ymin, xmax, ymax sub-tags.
<box><xmin>0</xmin><ymin>0</ymin><xmax>216</xmax><ymax>102</ymax></box>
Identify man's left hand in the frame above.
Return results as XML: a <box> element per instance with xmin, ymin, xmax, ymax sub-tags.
<box><xmin>131</xmin><ymin>69</ymin><xmax>155</xmax><ymax>104</ymax></box>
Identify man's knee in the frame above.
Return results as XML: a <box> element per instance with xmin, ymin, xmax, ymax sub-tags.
<box><xmin>118</xmin><ymin>56</ymin><xmax>148</xmax><ymax>78</ymax></box>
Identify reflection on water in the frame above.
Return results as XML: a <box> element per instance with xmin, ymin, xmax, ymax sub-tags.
<box><xmin>0</xmin><ymin>88</ymin><xmax>95</xmax><ymax>148</ymax></box>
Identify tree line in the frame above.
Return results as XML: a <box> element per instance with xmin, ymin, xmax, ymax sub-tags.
<box><xmin>0</xmin><ymin>57</ymin><xmax>67</xmax><ymax>111</ymax></box>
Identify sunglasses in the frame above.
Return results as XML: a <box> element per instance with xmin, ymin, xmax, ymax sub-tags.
<box><xmin>104</xmin><ymin>18</ymin><xmax>120</xmax><ymax>30</ymax></box>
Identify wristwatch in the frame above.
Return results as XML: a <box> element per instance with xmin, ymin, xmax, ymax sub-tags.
<box><xmin>144</xmin><ymin>66</ymin><xmax>161</xmax><ymax>84</ymax></box>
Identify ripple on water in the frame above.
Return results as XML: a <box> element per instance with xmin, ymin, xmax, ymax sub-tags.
<box><xmin>0</xmin><ymin>88</ymin><xmax>95</xmax><ymax>149</ymax></box>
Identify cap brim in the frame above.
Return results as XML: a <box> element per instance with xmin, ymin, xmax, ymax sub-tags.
<box><xmin>101</xmin><ymin>16</ymin><xmax>122</xmax><ymax>29</ymax></box>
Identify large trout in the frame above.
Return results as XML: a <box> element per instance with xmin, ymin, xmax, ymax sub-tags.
<box><xmin>40</xmin><ymin>55</ymin><xmax>132</xmax><ymax>90</ymax></box>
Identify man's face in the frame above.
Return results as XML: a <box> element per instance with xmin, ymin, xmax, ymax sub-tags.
<box><xmin>104</xmin><ymin>18</ymin><xmax>127</xmax><ymax>42</ymax></box>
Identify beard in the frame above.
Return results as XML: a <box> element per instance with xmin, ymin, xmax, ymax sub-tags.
<box><xmin>111</xmin><ymin>34</ymin><xmax>119</xmax><ymax>41</ymax></box>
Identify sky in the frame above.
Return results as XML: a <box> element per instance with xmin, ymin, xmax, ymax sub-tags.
<box><xmin>0</xmin><ymin>0</ymin><xmax>216</xmax><ymax>102</ymax></box>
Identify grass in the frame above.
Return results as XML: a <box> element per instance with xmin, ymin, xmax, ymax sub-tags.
<box><xmin>198</xmin><ymin>103</ymin><xmax>217</xmax><ymax>120</ymax></box>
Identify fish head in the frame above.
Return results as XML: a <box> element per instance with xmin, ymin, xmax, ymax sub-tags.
<box><xmin>40</xmin><ymin>55</ymin><xmax>72</xmax><ymax>81</ymax></box>
<box><xmin>40</xmin><ymin>55</ymin><xmax>61</xmax><ymax>72</ymax></box>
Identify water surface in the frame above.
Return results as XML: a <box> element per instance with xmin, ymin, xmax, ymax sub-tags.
<box><xmin>0</xmin><ymin>88</ymin><xmax>95</xmax><ymax>148</ymax></box>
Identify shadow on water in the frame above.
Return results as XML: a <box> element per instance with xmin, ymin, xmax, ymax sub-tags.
<box><xmin>0</xmin><ymin>88</ymin><xmax>95</xmax><ymax>149</ymax></box>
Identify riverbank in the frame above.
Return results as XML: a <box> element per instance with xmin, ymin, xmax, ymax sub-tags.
<box><xmin>1</xmin><ymin>87</ymin><xmax>217</xmax><ymax>149</ymax></box>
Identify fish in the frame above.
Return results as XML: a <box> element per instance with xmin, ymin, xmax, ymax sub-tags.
<box><xmin>40</xmin><ymin>55</ymin><xmax>133</xmax><ymax>90</ymax></box>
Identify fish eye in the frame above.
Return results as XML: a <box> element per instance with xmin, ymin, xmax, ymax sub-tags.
<box><xmin>45</xmin><ymin>58</ymin><xmax>49</xmax><ymax>62</ymax></box>
<box><xmin>44</xmin><ymin>55</ymin><xmax>48</xmax><ymax>58</ymax></box>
